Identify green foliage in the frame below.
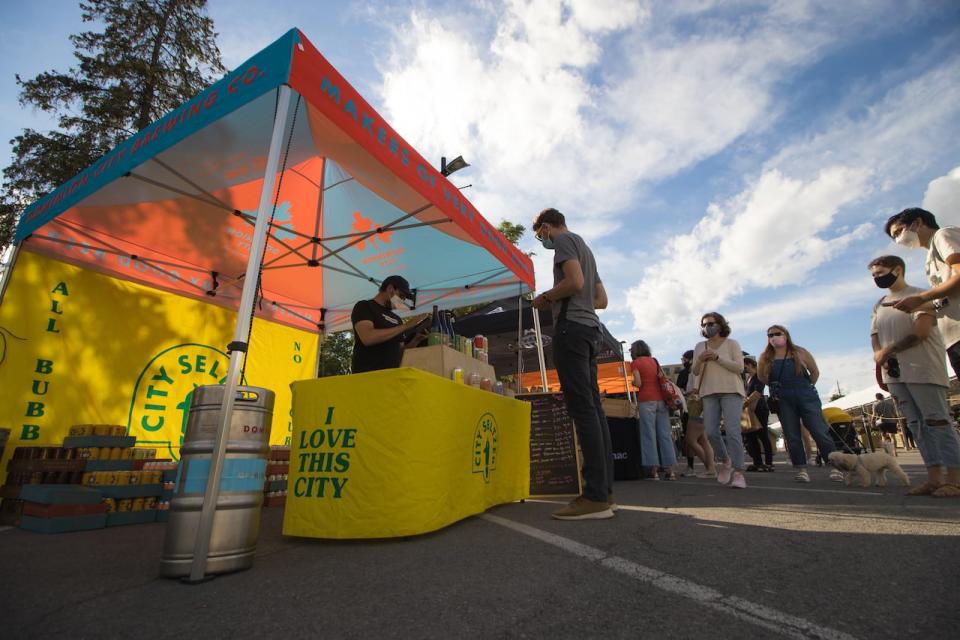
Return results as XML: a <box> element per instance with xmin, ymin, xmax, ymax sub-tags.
<box><xmin>0</xmin><ymin>0</ymin><xmax>225</xmax><ymax>250</ymax></box>
<box><xmin>317</xmin><ymin>331</ymin><xmax>354</xmax><ymax>377</ymax></box>
<box><xmin>496</xmin><ymin>219</ymin><xmax>525</xmax><ymax>245</ymax></box>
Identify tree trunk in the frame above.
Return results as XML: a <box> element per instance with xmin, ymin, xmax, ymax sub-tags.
<box><xmin>135</xmin><ymin>0</ymin><xmax>177</xmax><ymax>130</ymax></box>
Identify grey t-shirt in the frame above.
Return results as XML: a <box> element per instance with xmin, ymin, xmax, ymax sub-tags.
<box><xmin>872</xmin><ymin>398</ymin><xmax>895</xmax><ymax>420</ymax></box>
<box><xmin>870</xmin><ymin>285</ymin><xmax>949</xmax><ymax>387</ymax></box>
<box><xmin>551</xmin><ymin>231</ymin><xmax>601</xmax><ymax>328</ymax></box>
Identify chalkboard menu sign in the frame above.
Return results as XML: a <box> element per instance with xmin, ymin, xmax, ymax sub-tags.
<box><xmin>518</xmin><ymin>393</ymin><xmax>581</xmax><ymax>496</ymax></box>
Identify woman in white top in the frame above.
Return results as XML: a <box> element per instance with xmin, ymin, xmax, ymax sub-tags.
<box><xmin>691</xmin><ymin>312</ymin><xmax>747</xmax><ymax>488</ymax></box>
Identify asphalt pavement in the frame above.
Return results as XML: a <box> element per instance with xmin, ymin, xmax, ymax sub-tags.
<box><xmin>2</xmin><ymin>450</ymin><xmax>958</xmax><ymax>639</ymax></box>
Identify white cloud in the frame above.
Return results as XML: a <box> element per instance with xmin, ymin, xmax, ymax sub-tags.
<box><xmin>813</xmin><ymin>347</ymin><xmax>882</xmax><ymax>400</ymax></box>
<box><xmin>725</xmin><ymin>277</ymin><xmax>878</xmax><ymax>334</ymax></box>
<box><xmin>625</xmin><ymin>166</ymin><xmax>874</xmax><ymax>332</ymax></box>
<box><xmin>625</xmin><ymin>50</ymin><xmax>960</xmax><ymax>336</ymax></box>
<box><xmin>922</xmin><ymin>165</ymin><xmax>960</xmax><ymax>227</ymax></box>
<box><xmin>378</xmin><ymin>0</ymin><xmax>896</xmax><ymax>238</ymax></box>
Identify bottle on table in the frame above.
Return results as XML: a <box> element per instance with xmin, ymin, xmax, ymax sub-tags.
<box><xmin>428</xmin><ymin>306</ymin><xmax>442</xmax><ymax>346</ymax></box>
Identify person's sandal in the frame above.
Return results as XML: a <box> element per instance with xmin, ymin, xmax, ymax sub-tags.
<box><xmin>746</xmin><ymin>464</ymin><xmax>760</xmax><ymax>472</ymax></box>
<box><xmin>907</xmin><ymin>481</ymin><xmax>942</xmax><ymax>496</ymax></box>
<box><xmin>931</xmin><ymin>483</ymin><xmax>960</xmax><ymax>498</ymax></box>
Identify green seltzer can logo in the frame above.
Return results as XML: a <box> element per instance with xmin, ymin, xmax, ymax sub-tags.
<box><xmin>128</xmin><ymin>344</ymin><xmax>229</xmax><ymax>460</ymax></box>
<box><xmin>472</xmin><ymin>412</ymin><xmax>499</xmax><ymax>482</ymax></box>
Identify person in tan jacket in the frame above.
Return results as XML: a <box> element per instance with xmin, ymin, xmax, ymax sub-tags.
<box><xmin>691</xmin><ymin>312</ymin><xmax>747</xmax><ymax>489</ymax></box>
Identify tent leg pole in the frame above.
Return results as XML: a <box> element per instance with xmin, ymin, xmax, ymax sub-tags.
<box><xmin>517</xmin><ymin>294</ymin><xmax>524</xmax><ymax>391</ymax></box>
<box><xmin>314</xmin><ymin>327</ymin><xmax>325</xmax><ymax>378</ymax></box>
<box><xmin>532</xmin><ymin>301</ymin><xmax>548</xmax><ymax>392</ymax></box>
<box><xmin>0</xmin><ymin>241</ymin><xmax>22</xmax><ymax>307</ymax></box>
<box><xmin>619</xmin><ymin>342</ymin><xmax>633</xmax><ymax>405</ymax></box>
<box><xmin>187</xmin><ymin>84</ymin><xmax>295</xmax><ymax>583</ymax></box>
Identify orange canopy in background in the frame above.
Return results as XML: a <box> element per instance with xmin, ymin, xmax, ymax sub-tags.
<box><xmin>521</xmin><ymin>361</ymin><xmax>630</xmax><ymax>395</ymax></box>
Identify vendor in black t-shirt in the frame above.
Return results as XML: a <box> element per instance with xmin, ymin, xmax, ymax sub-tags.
<box><xmin>351</xmin><ymin>275</ymin><xmax>428</xmax><ymax>374</ymax></box>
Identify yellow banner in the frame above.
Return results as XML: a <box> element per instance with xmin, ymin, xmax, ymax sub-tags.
<box><xmin>0</xmin><ymin>252</ymin><xmax>317</xmax><ymax>468</ymax></box>
<box><xmin>283</xmin><ymin>368</ymin><xmax>531</xmax><ymax>539</ymax></box>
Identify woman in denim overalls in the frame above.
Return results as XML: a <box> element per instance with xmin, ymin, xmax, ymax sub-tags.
<box><xmin>758</xmin><ymin>325</ymin><xmax>843</xmax><ymax>483</ymax></box>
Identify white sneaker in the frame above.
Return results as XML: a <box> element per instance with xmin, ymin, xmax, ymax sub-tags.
<box><xmin>680</xmin><ymin>464</ymin><xmax>695</xmax><ymax>477</ymax></box>
<box><xmin>794</xmin><ymin>469</ymin><xmax>811</xmax><ymax>483</ymax></box>
<box><xmin>717</xmin><ymin>460</ymin><xmax>733</xmax><ymax>485</ymax></box>
<box><xmin>828</xmin><ymin>469</ymin><xmax>844</xmax><ymax>482</ymax></box>
<box><xmin>731</xmin><ymin>472</ymin><xmax>747</xmax><ymax>489</ymax></box>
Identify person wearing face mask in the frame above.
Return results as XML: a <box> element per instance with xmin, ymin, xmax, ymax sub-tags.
<box><xmin>757</xmin><ymin>325</ymin><xmax>842</xmax><ymax>483</ymax></box>
<box><xmin>531</xmin><ymin>207</ymin><xmax>614</xmax><ymax>520</ymax></box>
<box><xmin>691</xmin><ymin>312</ymin><xmax>748</xmax><ymax>488</ymax></box>
<box><xmin>679</xmin><ymin>349</ymin><xmax>716</xmax><ymax>477</ymax></box>
<box><xmin>350</xmin><ymin>275</ymin><xmax>428</xmax><ymax>374</ymax></box>
<box><xmin>884</xmin><ymin>207</ymin><xmax>960</xmax><ymax>381</ymax></box>
<box><xmin>869</xmin><ymin>255</ymin><xmax>960</xmax><ymax>497</ymax></box>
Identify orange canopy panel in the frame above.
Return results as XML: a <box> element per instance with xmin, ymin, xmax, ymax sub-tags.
<box><xmin>521</xmin><ymin>361</ymin><xmax>631</xmax><ymax>394</ymax></box>
<box><xmin>14</xmin><ymin>29</ymin><xmax>534</xmax><ymax>333</ymax></box>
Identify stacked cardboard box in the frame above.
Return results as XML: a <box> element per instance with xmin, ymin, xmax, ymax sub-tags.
<box><xmin>1</xmin><ymin>446</ymin><xmax>85</xmax><ymax>526</ymax></box>
<box><xmin>1</xmin><ymin>425</ymin><xmax>181</xmax><ymax>531</ymax></box>
<box><xmin>264</xmin><ymin>446</ymin><xmax>289</xmax><ymax>508</ymax></box>
<box><xmin>18</xmin><ymin>484</ymin><xmax>107</xmax><ymax>533</ymax></box>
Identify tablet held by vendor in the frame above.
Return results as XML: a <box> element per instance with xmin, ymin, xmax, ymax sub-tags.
<box><xmin>351</xmin><ymin>275</ymin><xmax>429</xmax><ymax>373</ymax></box>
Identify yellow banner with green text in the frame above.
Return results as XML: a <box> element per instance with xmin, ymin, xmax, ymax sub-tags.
<box><xmin>0</xmin><ymin>251</ymin><xmax>317</xmax><ymax>469</ymax></box>
<box><xmin>283</xmin><ymin>368</ymin><xmax>531</xmax><ymax>539</ymax></box>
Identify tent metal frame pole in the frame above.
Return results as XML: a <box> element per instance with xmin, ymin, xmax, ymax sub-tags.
<box><xmin>516</xmin><ymin>294</ymin><xmax>524</xmax><ymax>391</ymax></box>
<box><xmin>187</xmin><ymin>84</ymin><xmax>294</xmax><ymax>583</ymax></box>
<box><xmin>0</xmin><ymin>241</ymin><xmax>22</xmax><ymax>307</ymax></box>
<box><xmin>531</xmin><ymin>296</ymin><xmax>548</xmax><ymax>392</ymax></box>
<box><xmin>619</xmin><ymin>342</ymin><xmax>634</xmax><ymax>405</ymax></box>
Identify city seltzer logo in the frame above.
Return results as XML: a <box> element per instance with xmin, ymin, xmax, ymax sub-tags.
<box><xmin>128</xmin><ymin>344</ymin><xmax>229</xmax><ymax>460</ymax></box>
<box><xmin>472</xmin><ymin>412</ymin><xmax>499</xmax><ymax>482</ymax></box>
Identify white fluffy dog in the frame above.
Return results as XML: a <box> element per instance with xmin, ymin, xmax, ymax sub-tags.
<box><xmin>828</xmin><ymin>451</ymin><xmax>910</xmax><ymax>488</ymax></box>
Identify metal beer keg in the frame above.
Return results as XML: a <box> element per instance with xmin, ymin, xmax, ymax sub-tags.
<box><xmin>159</xmin><ymin>385</ymin><xmax>274</xmax><ymax>578</ymax></box>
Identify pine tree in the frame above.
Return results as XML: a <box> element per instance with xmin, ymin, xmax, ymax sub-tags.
<box><xmin>0</xmin><ymin>0</ymin><xmax>225</xmax><ymax>251</ymax></box>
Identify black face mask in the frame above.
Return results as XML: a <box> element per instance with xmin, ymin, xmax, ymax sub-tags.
<box><xmin>873</xmin><ymin>271</ymin><xmax>898</xmax><ymax>289</ymax></box>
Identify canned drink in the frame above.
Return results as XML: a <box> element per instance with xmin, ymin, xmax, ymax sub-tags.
<box><xmin>99</xmin><ymin>447</ymin><xmax>112</xmax><ymax>459</ymax></box>
<box><xmin>109</xmin><ymin>447</ymin><xmax>123</xmax><ymax>460</ymax></box>
<box><xmin>30</xmin><ymin>472</ymin><xmax>44</xmax><ymax>484</ymax></box>
<box><xmin>451</xmin><ymin>368</ymin><xmax>464</xmax><ymax>384</ymax></box>
<box><xmin>129</xmin><ymin>471</ymin><xmax>141</xmax><ymax>485</ymax></box>
<box><xmin>474</xmin><ymin>335</ymin><xmax>484</xmax><ymax>349</ymax></box>
<box><xmin>117</xmin><ymin>499</ymin><xmax>132</xmax><ymax>512</ymax></box>
<box><xmin>103</xmin><ymin>498</ymin><xmax>117</xmax><ymax>513</ymax></box>
<box><xmin>112</xmin><ymin>426</ymin><xmax>127</xmax><ymax>437</ymax></box>
<box><xmin>93</xmin><ymin>425</ymin><xmax>112</xmax><ymax>437</ymax></box>
<box><xmin>122</xmin><ymin>448</ymin><xmax>135</xmax><ymax>460</ymax></box>
<box><xmin>82</xmin><ymin>472</ymin><xmax>96</xmax><ymax>485</ymax></box>
<box><xmin>132</xmin><ymin>498</ymin><xmax>145</xmax><ymax>512</ymax></box>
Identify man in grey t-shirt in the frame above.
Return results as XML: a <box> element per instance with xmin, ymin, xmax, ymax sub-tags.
<box><xmin>869</xmin><ymin>254</ymin><xmax>960</xmax><ymax>496</ymax></box>
<box><xmin>531</xmin><ymin>208</ymin><xmax>613</xmax><ymax>519</ymax></box>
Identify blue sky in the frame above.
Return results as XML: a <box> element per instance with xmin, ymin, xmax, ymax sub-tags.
<box><xmin>2</xmin><ymin>0</ymin><xmax>959</xmax><ymax>397</ymax></box>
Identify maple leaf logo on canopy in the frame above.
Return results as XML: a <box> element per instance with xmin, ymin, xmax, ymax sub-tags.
<box><xmin>352</xmin><ymin>211</ymin><xmax>393</xmax><ymax>251</ymax></box>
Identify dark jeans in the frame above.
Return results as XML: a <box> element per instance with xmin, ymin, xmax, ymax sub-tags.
<box><xmin>744</xmin><ymin>412</ymin><xmax>773</xmax><ymax>466</ymax></box>
<box><xmin>553</xmin><ymin>320</ymin><xmax>613</xmax><ymax>503</ymax></box>
<box><xmin>777</xmin><ymin>383</ymin><xmax>836</xmax><ymax>467</ymax></box>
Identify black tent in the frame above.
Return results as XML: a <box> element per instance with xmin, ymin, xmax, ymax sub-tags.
<box><xmin>453</xmin><ymin>296</ymin><xmax>625</xmax><ymax>376</ymax></box>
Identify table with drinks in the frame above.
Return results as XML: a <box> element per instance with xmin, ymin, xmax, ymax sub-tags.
<box><xmin>281</xmin><ymin>313</ymin><xmax>531</xmax><ymax>539</ymax></box>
